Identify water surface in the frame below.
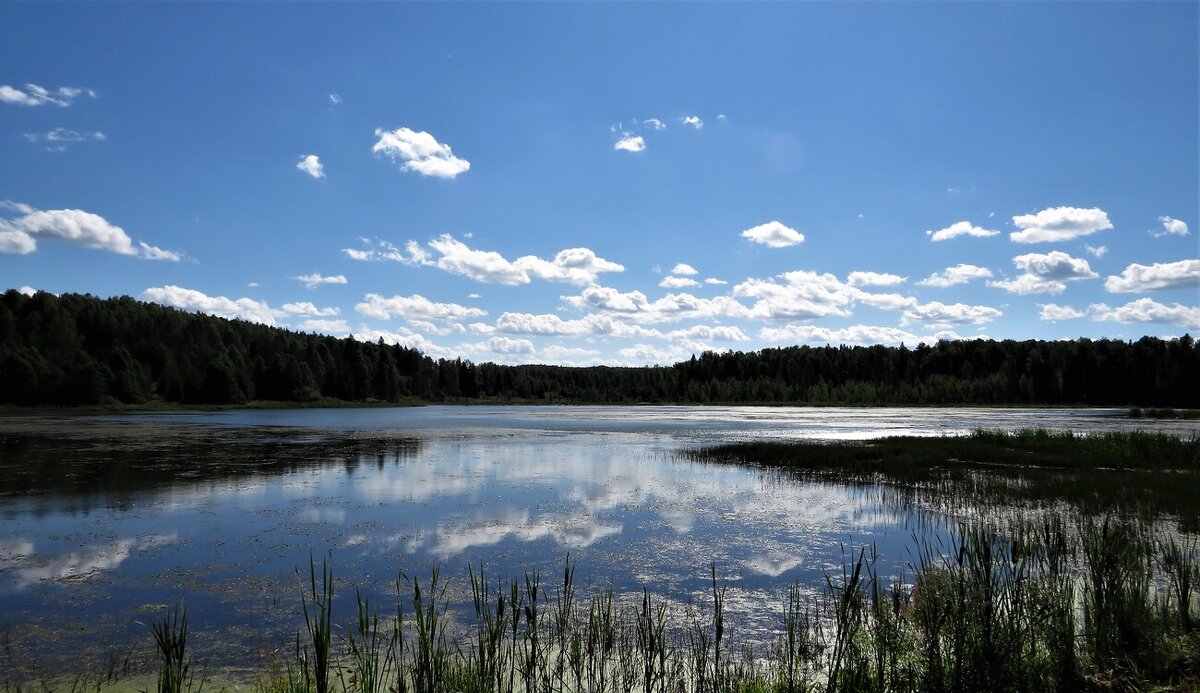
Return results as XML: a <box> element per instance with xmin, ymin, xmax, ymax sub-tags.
<box><xmin>1</xmin><ymin>405</ymin><xmax>1194</xmax><ymax>677</ymax></box>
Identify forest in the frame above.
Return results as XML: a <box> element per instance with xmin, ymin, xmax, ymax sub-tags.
<box><xmin>1</xmin><ymin>289</ymin><xmax>1196</xmax><ymax>407</ymax></box>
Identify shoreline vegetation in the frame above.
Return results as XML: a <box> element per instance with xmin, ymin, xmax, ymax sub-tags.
<box><xmin>2</xmin><ymin>290</ymin><xmax>1198</xmax><ymax>410</ymax></box>
<box><xmin>3</xmin><ymin>430</ymin><xmax>1198</xmax><ymax>692</ymax></box>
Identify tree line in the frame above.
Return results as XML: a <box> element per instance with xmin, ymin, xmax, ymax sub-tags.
<box><xmin>1</xmin><ymin>289</ymin><xmax>1196</xmax><ymax>407</ymax></box>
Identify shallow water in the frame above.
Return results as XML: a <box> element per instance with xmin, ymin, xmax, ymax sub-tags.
<box><xmin>0</xmin><ymin>405</ymin><xmax>1195</xmax><ymax>677</ymax></box>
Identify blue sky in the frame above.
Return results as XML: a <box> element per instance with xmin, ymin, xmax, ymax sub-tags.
<box><xmin>2</xmin><ymin>2</ymin><xmax>1197</xmax><ymax>365</ymax></box>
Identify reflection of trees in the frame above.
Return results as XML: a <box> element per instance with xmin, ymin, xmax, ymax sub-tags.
<box><xmin>0</xmin><ymin>429</ymin><xmax>421</xmax><ymax>516</ymax></box>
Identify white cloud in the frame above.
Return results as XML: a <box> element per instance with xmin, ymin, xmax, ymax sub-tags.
<box><xmin>561</xmin><ymin>286</ymin><xmax>754</xmax><ymax>324</ymax></box>
<box><xmin>0</xmin><ymin>203</ymin><xmax>178</xmax><ymax>259</ymax></box>
<box><xmin>917</xmin><ymin>264</ymin><xmax>993</xmax><ymax>288</ymax></box>
<box><xmin>142</xmin><ymin>286</ymin><xmax>279</xmax><ymax>325</ymax></box>
<box><xmin>704</xmin><ymin>278</ymin><xmax>728</xmax><ymax>286</ymax></box>
<box><xmin>659</xmin><ymin>275</ymin><xmax>699</xmax><ymax>288</ymax></box>
<box><xmin>1155</xmin><ymin>216</ymin><xmax>1189</xmax><ymax>237</ymax></box>
<box><xmin>614</xmin><ymin>134</ymin><xmax>645</xmax><ymax>152</ymax></box>
<box><xmin>23</xmin><ymin>128</ymin><xmax>106</xmax><ymax>149</ymax></box>
<box><xmin>0</xmin><ymin>229</ymin><xmax>37</xmax><ymax>254</ymax></box>
<box><xmin>761</xmin><ymin>324</ymin><xmax>967</xmax><ymax>347</ymax></box>
<box><xmin>902</xmin><ymin>301</ymin><xmax>1002</xmax><ymax>326</ymax></box>
<box><xmin>1038</xmin><ymin>304</ymin><xmax>1085</xmax><ymax>321</ymax></box>
<box><xmin>293</xmin><ymin>272</ymin><xmax>348</xmax><ymax>288</ymax></box>
<box><xmin>716</xmin><ymin>114</ymin><xmax>727</xmax><ymax>121</ymax></box>
<box><xmin>1010</xmin><ymin>207</ymin><xmax>1112</xmax><ymax>244</ymax></box>
<box><xmin>666</xmin><ymin>324</ymin><xmax>749</xmax><ymax>342</ymax></box>
<box><xmin>680</xmin><ymin>115</ymin><xmax>703</xmax><ymax>129</ymax></box>
<box><xmin>373</xmin><ymin>127</ymin><xmax>470</xmax><ymax>179</ymax></box>
<box><xmin>496</xmin><ymin>312</ymin><xmax>660</xmax><ymax>339</ymax></box>
<box><xmin>1103</xmin><ymin>259</ymin><xmax>1200</xmax><ymax>293</ymax></box>
<box><xmin>281</xmin><ymin>301</ymin><xmax>340</xmax><ymax>317</ymax></box>
<box><xmin>296</xmin><ymin>154</ymin><xmax>325</xmax><ymax>178</ymax></box>
<box><xmin>671</xmin><ymin>263</ymin><xmax>699</xmax><ymax>276</ymax></box>
<box><xmin>329</xmin><ymin>93</ymin><xmax>342</xmax><ymax>105</ymax></box>
<box><xmin>487</xmin><ymin>336</ymin><xmax>535</xmax><ymax>355</ymax></box>
<box><xmin>989</xmin><ymin>251</ymin><xmax>1098</xmax><ymax>295</ymax></box>
<box><xmin>355</xmin><ymin>293</ymin><xmax>487</xmax><ymax>322</ymax></box>
<box><xmin>641</xmin><ymin>118</ymin><xmax>666</xmax><ymax>130</ymax></box>
<box><xmin>389</xmin><ymin>234</ymin><xmax>624</xmax><ymax>286</ymax></box>
<box><xmin>1089</xmin><ymin>298</ymin><xmax>1200</xmax><ymax>328</ymax></box>
<box><xmin>138</xmin><ymin>242</ymin><xmax>182</xmax><ymax>262</ymax></box>
<box><xmin>925</xmin><ymin>221</ymin><xmax>999</xmax><ymax>242</ymax></box>
<box><xmin>846</xmin><ymin>271</ymin><xmax>906</xmax><ymax>287</ymax></box>
<box><xmin>0</xmin><ymin>83</ymin><xmax>96</xmax><ymax>107</ymax></box>
<box><xmin>856</xmin><ymin>292</ymin><xmax>918</xmax><ymax>311</ymax></box>
<box><xmin>300</xmin><ymin>319</ymin><xmax>350</xmax><ymax>335</ymax></box>
<box><xmin>542</xmin><ymin>344</ymin><xmax>602</xmax><ymax>360</ymax></box>
<box><xmin>343</xmin><ymin>248</ymin><xmax>374</xmax><ymax>261</ymax></box>
<box><xmin>1085</xmin><ymin>244</ymin><xmax>1108</xmax><ymax>258</ymax></box>
<box><xmin>18</xmin><ymin>285</ymin><xmax>37</xmax><ymax>296</ymax></box>
<box><xmin>732</xmin><ymin>271</ymin><xmax>858</xmax><ymax>320</ymax></box>
<box><xmin>467</xmin><ymin>293</ymin><xmax>481</xmax><ymax>299</ymax></box>
<box><xmin>741</xmin><ymin>221</ymin><xmax>805</xmax><ymax>248</ymax></box>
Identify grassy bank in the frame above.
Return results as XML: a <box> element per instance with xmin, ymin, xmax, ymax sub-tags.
<box><xmin>691</xmin><ymin>430</ymin><xmax>1200</xmax><ymax>527</ymax></box>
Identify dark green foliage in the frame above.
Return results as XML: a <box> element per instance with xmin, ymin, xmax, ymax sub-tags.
<box><xmin>1</xmin><ymin>289</ymin><xmax>1198</xmax><ymax>407</ymax></box>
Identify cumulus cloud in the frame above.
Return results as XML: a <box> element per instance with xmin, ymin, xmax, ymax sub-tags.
<box><xmin>281</xmin><ymin>301</ymin><xmax>339</xmax><ymax>317</ymax></box>
<box><xmin>18</xmin><ymin>286</ymin><xmax>37</xmax><ymax>296</ymax></box>
<box><xmin>562</xmin><ymin>285</ymin><xmax>754</xmax><ymax>324</ymax></box>
<box><xmin>1089</xmin><ymin>298</ymin><xmax>1200</xmax><ymax>328</ymax></box>
<box><xmin>704</xmin><ymin>278</ymin><xmax>728</xmax><ymax>286</ymax></box>
<box><xmin>355</xmin><ymin>293</ymin><xmax>488</xmax><ymax>322</ymax></box>
<box><xmin>293</xmin><ymin>272</ymin><xmax>348</xmax><ymax>288</ymax></box>
<box><xmin>917</xmin><ymin>264</ymin><xmax>993</xmax><ymax>288</ymax></box>
<box><xmin>732</xmin><ymin>271</ymin><xmax>860</xmax><ymax>320</ymax></box>
<box><xmin>380</xmin><ymin>234</ymin><xmax>624</xmax><ymax>286</ymax></box>
<box><xmin>741</xmin><ymin>221</ymin><xmax>805</xmax><ymax>248</ymax></box>
<box><xmin>680</xmin><ymin>115</ymin><xmax>703</xmax><ymax>129</ymax></box>
<box><xmin>328</xmin><ymin>93</ymin><xmax>342</xmax><ymax>105</ymax></box>
<box><xmin>486</xmin><ymin>336</ymin><xmax>535</xmax><ymax>354</ymax></box>
<box><xmin>641</xmin><ymin>118</ymin><xmax>666</xmax><ymax>130</ymax></box>
<box><xmin>1038</xmin><ymin>304</ymin><xmax>1085</xmax><ymax>321</ymax></box>
<box><xmin>671</xmin><ymin>263</ymin><xmax>699</xmax><ymax>276</ymax></box>
<box><xmin>659</xmin><ymin>275</ymin><xmax>699</xmax><ymax>288</ymax></box>
<box><xmin>760</xmin><ymin>324</ymin><xmax>967</xmax><ymax>347</ymax></box>
<box><xmin>300</xmin><ymin>319</ymin><xmax>350</xmax><ymax>335</ymax></box>
<box><xmin>614</xmin><ymin>134</ymin><xmax>646</xmax><ymax>152</ymax></box>
<box><xmin>373</xmin><ymin>127</ymin><xmax>470</xmax><ymax>179</ymax></box>
<box><xmin>496</xmin><ymin>312</ymin><xmax>660</xmax><ymax>339</ymax></box>
<box><xmin>1154</xmin><ymin>216</ymin><xmax>1189</xmax><ymax>237</ymax></box>
<box><xmin>846</xmin><ymin>271</ymin><xmax>906</xmax><ymax>287</ymax></box>
<box><xmin>989</xmin><ymin>251</ymin><xmax>1098</xmax><ymax>295</ymax></box>
<box><xmin>902</xmin><ymin>301</ymin><xmax>1002</xmax><ymax>326</ymax></box>
<box><xmin>0</xmin><ymin>83</ymin><xmax>96</xmax><ymax>107</ymax></box>
<box><xmin>1010</xmin><ymin>207</ymin><xmax>1112</xmax><ymax>244</ymax></box>
<box><xmin>0</xmin><ymin>202</ymin><xmax>179</xmax><ymax>260</ymax></box>
<box><xmin>925</xmin><ymin>221</ymin><xmax>1000</xmax><ymax>242</ymax></box>
<box><xmin>142</xmin><ymin>286</ymin><xmax>279</xmax><ymax>325</ymax></box>
<box><xmin>1103</xmin><ymin>259</ymin><xmax>1200</xmax><ymax>293</ymax></box>
<box><xmin>1085</xmin><ymin>244</ymin><xmax>1108</xmax><ymax>258</ymax></box>
<box><xmin>296</xmin><ymin>154</ymin><xmax>325</xmax><ymax>178</ymax></box>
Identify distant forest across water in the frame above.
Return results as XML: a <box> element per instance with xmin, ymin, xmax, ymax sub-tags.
<box><xmin>1</xmin><ymin>290</ymin><xmax>1196</xmax><ymax>408</ymax></box>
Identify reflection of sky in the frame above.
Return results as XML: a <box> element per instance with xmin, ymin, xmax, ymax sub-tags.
<box><xmin>0</xmin><ymin>411</ymin><xmax>972</xmax><ymax>675</ymax></box>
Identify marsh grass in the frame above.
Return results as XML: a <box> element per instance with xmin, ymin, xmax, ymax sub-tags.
<box><xmin>238</xmin><ymin>512</ymin><xmax>1200</xmax><ymax>693</ymax></box>
<box><xmin>149</xmin><ymin>602</ymin><xmax>191</xmax><ymax>693</ymax></box>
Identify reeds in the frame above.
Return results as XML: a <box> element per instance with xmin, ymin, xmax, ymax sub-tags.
<box><xmin>240</xmin><ymin>512</ymin><xmax>1197</xmax><ymax>693</ymax></box>
<box><xmin>149</xmin><ymin>602</ymin><xmax>190</xmax><ymax>693</ymax></box>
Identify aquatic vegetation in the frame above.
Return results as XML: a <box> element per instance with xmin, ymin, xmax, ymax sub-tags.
<box><xmin>149</xmin><ymin>602</ymin><xmax>190</xmax><ymax>693</ymax></box>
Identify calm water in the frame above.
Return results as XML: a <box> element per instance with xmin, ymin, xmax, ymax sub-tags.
<box><xmin>1</xmin><ymin>406</ymin><xmax>1195</xmax><ymax>676</ymax></box>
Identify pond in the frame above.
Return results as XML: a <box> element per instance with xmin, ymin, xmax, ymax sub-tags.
<box><xmin>1</xmin><ymin>406</ymin><xmax>1195</xmax><ymax>678</ymax></box>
